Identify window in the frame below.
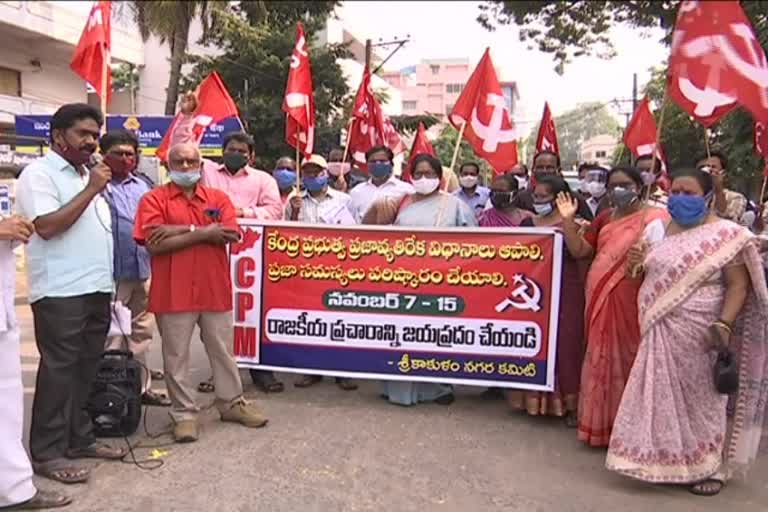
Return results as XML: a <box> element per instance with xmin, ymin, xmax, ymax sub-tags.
<box><xmin>596</xmin><ymin>150</ymin><xmax>607</xmax><ymax>158</ymax></box>
<box><xmin>430</xmin><ymin>65</ymin><xmax>440</xmax><ymax>75</ymax></box>
<box><xmin>446</xmin><ymin>83</ymin><xmax>464</xmax><ymax>94</ymax></box>
<box><xmin>0</xmin><ymin>67</ymin><xmax>21</xmax><ymax>97</ymax></box>
<box><xmin>403</xmin><ymin>100</ymin><xmax>417</xmax><ymax>110</ymax></box>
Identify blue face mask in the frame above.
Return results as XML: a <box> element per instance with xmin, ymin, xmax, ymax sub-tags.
<box><xmin>273</xmin><ymin>168</ymin><xmax>297</xmax><ymax>190</ymax></box>
<box><xmin>369</xmin><ymin>161</ymin><xmax>392</xmax><ymax>179</ymax></box>
<box><xmin>303</xmin><ymin>174</ymin><xmax>328</xmax><ymax>192</ymax></box>
<box><xmin>169</xmin><ymin>169</ymin><xmax>201</xmax><ymax>188</ymax></box>
<box><xmin>668</xmin><ymin>193</ymin><xmax>708</xmax><ymax>226</ymax></box>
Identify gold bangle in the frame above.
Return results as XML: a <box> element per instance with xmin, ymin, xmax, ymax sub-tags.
<box><xmin>712</xmin><ymin>321</ymin><xmax>732</xmax><ymax>334</ymax></box>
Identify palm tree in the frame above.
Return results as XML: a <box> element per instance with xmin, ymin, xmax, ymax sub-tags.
<box><xmin>130</xmin><ymin>1</ymin><xmax>226</xmax><ymax>115</ymax></box>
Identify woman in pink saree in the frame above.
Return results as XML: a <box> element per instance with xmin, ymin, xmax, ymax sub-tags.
<box><xmin>606</xmin><ymin>168</ymin><xmax>768</xmax><ymax>496</ymax></box>
<box><xmin>556</xmin><ymin>167</ymin><xmax>669</xmax><ymax>447</ymax></box>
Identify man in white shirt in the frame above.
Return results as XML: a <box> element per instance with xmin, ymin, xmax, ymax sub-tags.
<box><xmin>0</xmin><ymin>215</ymin><xmax>71</xmax><ymax>509</ymax></box>
<box><xmin>348</xmin><ymin>146</ymin><xmax>413</xmax><ymax>223</ymax></box>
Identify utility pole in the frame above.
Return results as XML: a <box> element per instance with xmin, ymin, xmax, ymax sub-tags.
<box><xmin>632</xmin><ymin>73</ymin><xmax>638</xmax><ymax>114</ymax></box>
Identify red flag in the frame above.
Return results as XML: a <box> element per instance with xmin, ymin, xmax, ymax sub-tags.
<box><xmin>70</xmin><ymin>1</ymin><xmax>111</xmax><ymax>104</ymax></box>
<box><xmin>449</xmin><ymin>48</ymin><xmax>518</xmax><ymax>173</ymax></box>
<box><xmin>282</xmin><ymin>22</ymin><xmax>315</xmax><ymax>158</ymax></box>
<box><xmin>403</xmin><ymin>122</ymin><xmax>436</xmax><ymax>182</ymax></box>
<box><xmin>157</xmin><ymin>72</ymin><xmax>241</xmax><ymax>161</ymax></box>
<box><xmin>535</xmin><ymin>102</ymin><xmax>559</xmax><ymax>155</ymax></box>
<box><xmin>668</xmin><ymin>0</ymin><xmax>768</xmax><ymax>126</ymax></box>
<box><xmin>347</xmin><ymin>65</ymin><xmax>404</xmax><ymax>168</ymax></box>
<box><xmin>623</xmin><ymin>96</ymin><xmax>668</xmax><ymax>174</ymax></box>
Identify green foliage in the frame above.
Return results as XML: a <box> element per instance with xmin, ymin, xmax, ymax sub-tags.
<box><xmin>111</xmin><ymin>63</ymin><xmax>139</xmax><ymax>92</ymax></box>
<box><xmin>181</xmin><ymin>2</ymin><xmax>349</xmax><ymax>169</ymax></box>
<box><xmin>523</xmin><ymin>102</ymin><xmax>620</xmax><ymax>169</ymax></box>
<box><xmin>477</xmin><ymin>1</ymin><xmax>767</xmax><ymax>74</ymax></box>
<box><xmin>389</xmin><ymin>114</ymin><xmax>441</xmax><ymax>137</ymax></box>
<box><xmin>431</xmin><ymin>125</ymin><xmax>494</xmax><ymax>181</ymax></box>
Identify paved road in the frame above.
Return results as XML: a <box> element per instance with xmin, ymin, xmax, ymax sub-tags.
<box><xmin>14</xmin><ymin>304</ymin><xmax>768</xmax><ymax>512</ymax></box>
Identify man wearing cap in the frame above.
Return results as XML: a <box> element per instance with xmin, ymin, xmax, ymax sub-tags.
<box><xmin>286</xmin><ymin>154</ymin><xmax>358</xmax><ymax>390</ymax></box>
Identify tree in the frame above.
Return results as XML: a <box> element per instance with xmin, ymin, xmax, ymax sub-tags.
<box><xmin>130</xmin><ymin>1</ymin><xmax>230</xmax><ymax>115</ymax></box>
<box><xmin>476</xmin><ymin>1</ymin><xmax>767</xmax><ymax>75</ymax></box>
<box><xmin>431</xmin><ymin>125</ymin><xmax>494</xmax><ymax>181</ymax></box>
<box><xmin>112</xmin><ymin>63</ymin><xmax>139</xmax><ymax>92</ymax></box>
<box><xmin>181</xmin><ymin>2</ymin><xmax>349</xmax><ymax>168</ymax></box>
<box><xmin>523</xmin><ymin>102</ymin><xmax>620</xmax><ymax>169</ymax></box>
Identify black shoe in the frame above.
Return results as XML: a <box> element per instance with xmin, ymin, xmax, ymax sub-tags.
<box><xmin>435</xmin><ymin>393</ymin><xmax>455</xmax><ymax>406</ymax></box>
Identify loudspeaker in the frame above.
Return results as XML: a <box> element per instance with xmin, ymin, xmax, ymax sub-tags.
<box><xmin>86</xmin><ymin>350</ymin><xmax>143</xmax><ymax>437</ymax></box>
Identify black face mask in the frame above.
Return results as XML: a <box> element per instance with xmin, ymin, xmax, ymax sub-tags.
<box><xmin>490</xmin><ymin>191</ymin><xmax>513</xmax><ymax>209</ymax></box>
<box><xmin>223</xmin><ymin>152</ymin><xmax>248</xmax><ymax>174</ymax></box>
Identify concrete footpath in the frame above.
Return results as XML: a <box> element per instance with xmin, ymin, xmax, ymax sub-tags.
<box><xmin>12</xmin><ymin>293</ymin><xmax>768</xmax><ymax>512</ymax></box>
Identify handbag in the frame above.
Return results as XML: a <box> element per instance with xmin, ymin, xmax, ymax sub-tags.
<box><xmin>714</xmin><ymin>349</ymin><xmax>739</xmax><ymax>394</ymax></box>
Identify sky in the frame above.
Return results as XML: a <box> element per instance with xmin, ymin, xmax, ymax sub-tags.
<box><xmin>337</xmin><ymin>1</ymin><xmax>670</xmax><ymax>134</ymax></box>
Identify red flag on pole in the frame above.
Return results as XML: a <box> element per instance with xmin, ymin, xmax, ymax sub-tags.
<box><xmin>347</xmin><ymin>65</ymin><xmax>404</xmax><ymax>169</ymax></box>
<box><xmin>403</xmin><ymin>122</ymin><xmax>435</xmax><ymax>182</ymax></box>
<box><xmin>282</xmin><ymin>22</ymin><xmax>315</xmax><ymax>158</ymax></box>
<box><xmin>623</xmin><ymin>96</ymin><xmax>668</xmax><ymax>174</ymax></box>
<box><xmin>70</xmin><ymin>0</ymin><xmax>111</xmax><ymax>104</ymax></box>
<box><xmin>668</xmin><ymin>0</ymin><xmax>768</xmax><ymax>126</ymax></box>
<box><xmin>535</xmin><ymin>102</ymin><xmax>559</xmax><ymax>155</ymax></box>
<box><xmin>156</xmin><ymin>71</ymin><xmax>241</xmax><ymax>161</ymax></box>
<box><xmin>448</xmin><ymin>48</ymin><xmax>518</xmax><ymax>174</ymax></box>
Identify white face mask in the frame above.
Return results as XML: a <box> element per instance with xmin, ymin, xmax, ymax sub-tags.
<box><xmin>586</xmin><ymin>182</ymin><xmax>606</xmax><ymax>198</ymax></box>
<box><xmin>412</xmin><ymin>177</ymin><xmax>440</xmax><ymax>195</ymax></box>
<box><xmin>578</xmin><ymin>179</ymin><xmax>589</xmax><ymax>193</ymax></box>
<box><xmin>514</xmin><ymin>176</ymin><xmax>529</xmax><ymax>189</ymax></box>
<box><xmin>459</xmin><ymin>175</ymin><xmax>479</xmax><ymax>188</ymax></box>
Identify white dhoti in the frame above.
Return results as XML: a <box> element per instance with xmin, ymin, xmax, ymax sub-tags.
<box><xmin>0</xmin><ymin>327</ymin><xmax>36</xmax><ymax>506</ymax></box>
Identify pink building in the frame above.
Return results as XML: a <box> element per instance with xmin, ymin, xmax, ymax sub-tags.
<box><xmin>382</xmin><ymin>58</ymin><xmax>519</xmax><ymax>119</ymax></box>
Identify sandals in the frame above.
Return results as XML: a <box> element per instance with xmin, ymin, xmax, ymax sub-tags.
<box><xmin>335</xmin><ymin>378</ymin><xmax>358</xmax><ymax>391</ymax></box>
<box><xmin>250</xmin><ymin>370</ymin><xmax>284</xmax><ymax>393</ymax></box>
<box><xmin>6</xmin><ymin>490</ymin><xmax>72</xmax><ymax>509</ymax></box>
<box><xmin>690</xmin><ymin>479</ymin><xmax>724</xmax><ymax>496</ymax></box>
<box><xmin>480</xmin><ymin>387</ymin><xmax>504</xmax><ymax>400</ymax></box>
<box><xmin>150</xmin><ymin>369</ymin><xmax>165</xmax><ymax>381</ymax></box>
<box><xmin>141</xmin><ymin>389</ymin><xmax>172</xmax><ymax>407</ymax></box>
<box><xmin>198</xmin><ymin>377</ymin><xmax>215</xmax><ymax>393</ymax></box>
<box><xmin>33</xmin><ymin>461</ymin><xmax>90</xmax><ymax>485</ymax></box>
<box><xmin>65</xmin><ymin>442</ymin><xmax>126</xmax><ymax>460</ymax></box>
<box><xmin>294</xmin><ymin>375</ymin><xmax>322</xmax><ymax>388</ymax></box>
<box><xmin>564</xmin><ymin>411</ymin><xmax>579</xmax><ymax>429</ymax></box>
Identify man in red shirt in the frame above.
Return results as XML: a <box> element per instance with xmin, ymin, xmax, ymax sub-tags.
<box><xmin>133</xmin><ymin>142</ymin><xmax>267</xmax><ymax>443</ymax></box>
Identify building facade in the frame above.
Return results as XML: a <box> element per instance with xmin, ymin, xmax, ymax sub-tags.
<box><xmin>580</xmin><ymin>134</ymin><xmax>618</xmax><ymax>167</ymax></box>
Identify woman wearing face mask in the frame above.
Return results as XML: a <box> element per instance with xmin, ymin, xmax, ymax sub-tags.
<box><xmin>606</xmin><ymin>168</ymin><xmax>768</xmax><ymax>496</ymax></box>
<box><xmin>478</xmin><ymin>174</ymin><xmax>532</xmax><ymax>227</ymax></box>
<box><xmin>553</xmin><ymin>166</ymin><xmax>669</xmax><ymax>447</ymax></box>
<box><xmin>503</xmin><ymin>176</ymin><xmax>585</xmax><ymax>426</ymax></box>
<box><xmin>377</xmin><ymin>154</ymin><xmax>476</xmax><ymax>407</ymax></box>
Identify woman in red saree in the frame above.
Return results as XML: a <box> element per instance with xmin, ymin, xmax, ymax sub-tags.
<box><xmin>606</xmin><ymin>168</ymin><xmax>768</xmax><ymax>496</ymax></box>
<box><xmin>555</xmin><ymin>166</ymin><xmax>669</xmax><ymax>447</ymax></box>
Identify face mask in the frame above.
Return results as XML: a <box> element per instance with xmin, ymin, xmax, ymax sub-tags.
<box><xmin>104</xmin><ymin>154</ymin><xmax>137</xmax><ymax>178</ymax></box>
<box><xmin>490</xmin><ymin>191</ymin><xmax>513</xmax><ymax>209</ymax></box>
<box><xmin>303</xmin><ymin>174</ymin><xmax>328</xmax><ymax>192</ymax></box>
<box><xmin>327</xmin><ymin>162</ymin><xmax>350</xmax><ymax>177</ymax></box>
<box><xmin>514</xmin><ymin>176</ymin><xmax>529</xmax><ymax>189</ymax></box>
<box><xmin>169</xmin><ymin>169</ymin><xmax>201</xmax><ymax>188</ymax></box>
<box><xmin>412</xmin><ymin>177</ymin><xmax>440</xmax><ymax>195</ymax></box>
<box><xmin>57</xmin><ymin>143</ymin><xmax>93</xmax><ymax>167</ymax></box>
<box><xmin>459</xmin><ymin>175</ymin><xmax>479</xmax><ymax>188</ymax></box>
<box><xmin>641</xmin><ymin>171</ymin><xmax>657</xmax><ymax>187</ymax></box>
<box><xmin>611</xmin><ymin>187</ymin><xmax>638</xmax><ymax>209</ymax></box>
<box><xmin>586</xmin><ymin>182</ymin><xmax>606</xmax><ymax>198</ymax></box>
<box><xmin>533</xmin><ymin>202</ymin><xmax>553</xmax><ymax>216</ymax></box>
<box><xmin>668</xmin><ymin>194</ymin><xmax>708</xmax><ymax>226</ymax></box>
<box><xmin>578</xmin><ymin>179</ymin><xmax>589</xmax><ymax>193</ymax></box>
<box><xmin>273</xmin><ymin>168</ymin><xmax>297</xmax><ymax>190</ymax></box>
<box><xmin>223</xmin><ymin>152</ymin><xmax>248</xmax><ymax>174</ymax></box>
<box><xmin>369</xmin><ymin>162</ymin><xmax>393</xmax><ymax>179</ymax></box>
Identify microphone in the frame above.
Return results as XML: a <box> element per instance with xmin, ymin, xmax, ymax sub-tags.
<box><xmin>89</xmin><ymin>153</ymin><xmax>112</xmax><ymax>195</ymax></box>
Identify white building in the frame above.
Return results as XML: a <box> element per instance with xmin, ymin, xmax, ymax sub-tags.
<box><xmin>580</xmin><ymin>134</ymin><xmax>618</xmax><ymax>167</ymax></box>
<box><xmin>0</xmin><ymin>1</ymin><xmax>143</xmax><ymax>123</ymax></box>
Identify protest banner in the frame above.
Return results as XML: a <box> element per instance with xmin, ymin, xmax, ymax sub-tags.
<box><xmin>231</xmin><ymin>221</ymin><xmax>563</xmax><ymax>391</ymax></box>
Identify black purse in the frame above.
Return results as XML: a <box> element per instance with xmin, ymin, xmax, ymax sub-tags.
<box><xmin>714</xmin><ymin>349</ymin><xmax>739</xmax><ymax>394</ymax></box>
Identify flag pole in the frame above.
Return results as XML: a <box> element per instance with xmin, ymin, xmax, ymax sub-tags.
<box><xmin>100</xmin><ymin>52</ymin><xmax>108</xmax><ymax>135</ymax></box>
<box><xmin>704</xmin><ymin>128</ymin><xmax>712</xmax><ymax>159</ymax></box>
<box><xmin>295</xmin><ymin>141</ymin><xmax>301</xmax><ymax>190</ymax></box>
<box><xmin>341</xmin><ymin>119</ymin><xmax>354</xmax><ymax>164</ymax></box>
<box><xmin>645</xmin><ymin>91</ymin><xmax>668</xmax><ymax>202</ymax></box>
<box><xmin>450</xmin><ymin>121</ymin><xmax>467</xmax><ymax>171</ymax></box>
